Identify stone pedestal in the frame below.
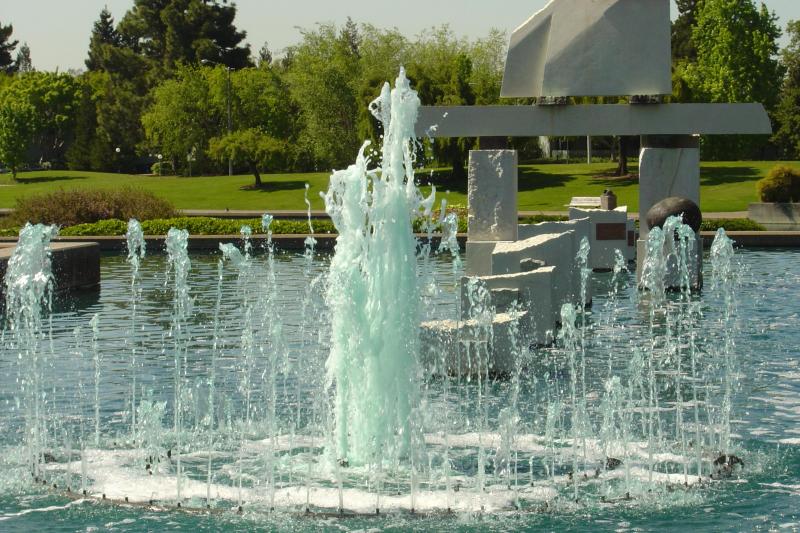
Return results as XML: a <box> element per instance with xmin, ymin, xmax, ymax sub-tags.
<box><xmin>638</xmin><ymin>135</ymin><xmax>700</xmax><ymax>240</ymax></box>
<box><xmin>467</xmin><ymin>150</ymin><xmax>518</xmax><ymax>242</ymax></box>
<box><xmin>637</xmin><ymin>135</ymin><xmax>702</xmax><ymax>289</ymax></box>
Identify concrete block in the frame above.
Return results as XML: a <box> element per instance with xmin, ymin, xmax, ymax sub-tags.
<box><xmin>460</xmin><ymin>267</ymin><xmax>556</xmax><ymax>345</ymax></box>
<box><xmin>465</xmin><ymin>241</ymin><xmax>497</xmax><ymax>277</ymax></box>
<box><xmin>420</xmin><ymin>312</ymin><xmax>526</xmax><ymax>377</ymax></box>
<box><xmin>492</xmin><ymin>232</ymin><xmax>575</xmax><ymax>321</ymax></box>
<box><xmin>467</xmin><ymin>150</ymin><xmax>518</xmax><ymax>242</ymax></box>
<box><xmin>569</xmin><ymin>207</ymin><xmax>631</xmax><ymax>270</ymax></box>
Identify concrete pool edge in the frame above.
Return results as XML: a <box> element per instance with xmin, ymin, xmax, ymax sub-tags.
<box><xmin>1</xmin><ymin>231</ymin><xmax>799</xmax><ymax>253</ymax></box>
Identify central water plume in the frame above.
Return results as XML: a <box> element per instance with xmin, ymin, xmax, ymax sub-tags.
<box><xmin>323</xmin><ymin>69</ymin><xmax>434</xmax><ymax>465</ymax></box>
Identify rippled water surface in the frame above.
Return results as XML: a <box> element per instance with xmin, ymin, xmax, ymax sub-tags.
<box><xmin>1</xmin><ymin>247</ymin><xmax>800</xmax><ymax>532</ymax></box>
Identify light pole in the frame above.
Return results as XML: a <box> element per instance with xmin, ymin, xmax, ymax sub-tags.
<box><xmin>201</xmin><ymin>58</ymin><xmax>234</xmax><ymax>176</ymax></box>
<box><xmin>115</xmin><ymin>146</ymin><xmax>121</xmax><ymax>174</ymax></box>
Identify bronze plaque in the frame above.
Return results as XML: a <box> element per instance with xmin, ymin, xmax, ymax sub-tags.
<box><xmin>596</xmin><ymin>223</ymin><xmax>627</xmax><ymax>241</ymax></box>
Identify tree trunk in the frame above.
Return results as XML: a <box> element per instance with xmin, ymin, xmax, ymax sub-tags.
<box><xmin>616</xmin><ymin>136</ymin><xmax>629</xmax><ymax>176</ymax></box>
<box><xmin>249</xmin><ymin>160</ymin><xmax>262</xmax><ymax>188</ymax></box>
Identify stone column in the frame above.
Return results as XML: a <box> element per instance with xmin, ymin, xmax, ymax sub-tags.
<box><xmin>465</xmin><ymin>150</ymin><xmax>518</xmax><ymax>276</ymax></box>
<box><xmin>637</xmin><ymin>135</ymin><xmax>702</xmax><ymax>288</ymax></box>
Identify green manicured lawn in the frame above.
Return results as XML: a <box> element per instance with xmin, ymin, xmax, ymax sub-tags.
<box><xmin>1</xmin><ymin>161</ymin><xmax>795</xmax><ymax>212</ymax></box>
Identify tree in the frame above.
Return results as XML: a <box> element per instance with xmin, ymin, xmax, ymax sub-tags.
<box><xmin>0</xmin><ymin>21</ymin><xmax>18</xmax><ymax>73</ymax></box>
<box><xmin>142</xmin><ymin>66</ymin><xmax>216</xmax><ymax>174</ymax></box>
<box><xmin>686</xmin><ymin>0</ymin><xmax>783</xmax><ymax>159</ymax></box>
<box><xmin>117</xmin><ymin>0</ymin><xmax>252</xmax><ymax>71</ymax></box>
<box><xmin>1</xmin><ymin>72</ymin><xmax>82</xmax><ymax>166</ymax></box>
<box><xmin>15</xmin><ymin>42</ymin><xmax>32</xmax><ymax>73</ymax></box>
<box><xmin>0</xmin><ymin>99</ymin><xmax>35</xmax><ymax>179</ymax></box>
<box><xmin>774</xmin><ymin>20</ymin><xmax>800</xmax><ymax>158</ymax></box>
<box><xmin>143</xmin><ymin>64</ymin><xmax>294</xmax><ymax>175</ymax></box>
<box><xmin>672</xmin><ymin>0</ymin><xmax>701</xmax><ymax>61</ymax></box>
<box><xmin>208</xmin><ymin>128</ymin><xmax>285</xmax><ymax>188</ymax></box>
<box><xmin>287</xmin><ymin>23</ymin><xmax>362</xmax><ymax>170</ymax></box>
<box><xmin>86</xmin><ymin>7</ymin><xmax>120</xmax><ymax>71</ymax></box>
<box><xmin>257</xmin><ymin>42</ymin><xmax>272</xmax><ymax>67</ymax></box>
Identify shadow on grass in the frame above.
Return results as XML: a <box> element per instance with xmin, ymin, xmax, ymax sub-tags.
<box><xmin>518</xmin><ymin>167</ymin><xmax>575</xmax><ymax>191</ymax></box>
<box><xmin>14</xmin><ymin>175</ymin><xmax>88</xmax><ymax>184</ymax></box>
<box><xmin>239</xmin><ymin>180</ymin><xmax>309</xmax><ymax>192</ymax></box>
<box><xmin>700</xmin><ymin>166</ymin><xmax>761</xmax><ymax>186</ymax></box>
<box><xmin>590</xmin><ymin>172</ymin><xmax>639</xmax><ymax>187</ymax></box>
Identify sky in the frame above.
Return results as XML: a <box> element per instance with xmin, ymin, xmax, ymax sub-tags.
<box><xmin>1</xmin><ymin>0</ymin><xmax>800</xmax><ymax>72</ymax></box>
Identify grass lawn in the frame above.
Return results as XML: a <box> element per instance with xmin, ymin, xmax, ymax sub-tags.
<box><xmin>1</xmin><ymin>161</ymin><xmax>795</xmax><ymax>213</ymax></box>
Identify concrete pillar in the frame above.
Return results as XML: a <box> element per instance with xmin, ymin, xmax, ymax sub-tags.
<box><xmin>637</xmin><ymin>135</ymin><xmax>702</xmax><ymax>288</ymax></box>
<box><xmin>467</xmin><ymin>150</ymin><xmax>519</xmax><ymax>242</ymax></box>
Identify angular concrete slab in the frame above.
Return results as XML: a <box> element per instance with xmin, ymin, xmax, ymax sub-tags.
<box><xmin>501</xmin><ymin>0</ymin><xmax>671</xmax><ymax>98</ymax></box>
<box><xmin>415</xmin><ymin>104</ymin><xmax>772</xmax><ymax>139</ymax></box>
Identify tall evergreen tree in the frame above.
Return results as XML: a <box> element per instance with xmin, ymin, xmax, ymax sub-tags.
<box><xmin>117</xmin><ymin>0</ymin><xmax>252</xmax><ymax>71</ymax></box>
<box><xmin>672</xmin><ymin>0</ymin><xmax>701</xmax><ymax>61</ymax></box>
<box><xmin>86</xmin><ymin>7</ymin><xmax>119</xmax><ymax>71</ymax></box>
<box><xmin>15</xmin><ymin>42</ymin><xmax>32</xmax><ymax>73</ymax></box>
<box><xmin>773</xmin><ymin>20</ymin><xmax>800</xmax><ymax>158</ymax></box>
<box><xmin>0</xmin><ymin>21</ymin><xmax>18</xmax><ymax>73</ymax></box>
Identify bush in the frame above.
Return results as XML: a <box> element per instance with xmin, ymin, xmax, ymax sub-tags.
<box><xmin>150</xmin><ymin>161</ymin><xmax>175</xmax><ymax>175</ymax></box>
<box><xmin>10</xmin><ymin>188</ymin><xmax>177</xmax><ymax>227</ymax></box>
<box><xmin>700</xmin><ymin>218</ymin><xmax>765</xmax><ymax>232</ymax></box>
<box><xmin>757</xmin><ymin>165</ymin><xmax>800</xmax><ymax>203</ymax></box>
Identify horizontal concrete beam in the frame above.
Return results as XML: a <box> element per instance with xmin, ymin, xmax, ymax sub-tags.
<box><xmin>416</xmin><ymin>104</ymin><xmax>772</xmax><ymax>138</ymax></box>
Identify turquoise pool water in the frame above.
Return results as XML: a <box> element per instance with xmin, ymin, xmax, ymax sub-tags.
<box><xmin>1</xmin><ymin>247</ymin><xmax>799</xmax><ymax>531</ymax></box>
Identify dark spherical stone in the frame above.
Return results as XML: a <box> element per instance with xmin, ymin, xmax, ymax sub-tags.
<box><xmin>646</xmin><ymin>196</ymin><xmax>702</xmax><ymax>232</ymax></box>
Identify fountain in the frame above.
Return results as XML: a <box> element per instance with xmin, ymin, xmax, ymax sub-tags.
<box><xmin>0</xmin><ymin>69</ymin><xmax>760</xmax><ymax>524</ymax></box>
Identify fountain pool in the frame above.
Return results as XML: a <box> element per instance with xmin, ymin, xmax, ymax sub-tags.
<box><xmin>1</xmin><ymin>245</ymin><xmax>800</xmax><ymax>531</ymax></box>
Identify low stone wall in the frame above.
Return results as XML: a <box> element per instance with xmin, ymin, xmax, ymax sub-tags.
<box><xmin>748</xmin><ymin>203</ymin><xmax>800</xmax><ymax>230</ymax></box>
<box><xmin>0</xmin><ymin>242</ymin><xmax>100</xmax><ymax>298</ymax></box>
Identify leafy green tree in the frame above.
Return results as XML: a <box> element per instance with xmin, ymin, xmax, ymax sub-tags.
<box><xmin>117</xmin><ymin>0</ymin><xmax>252</xmax><ymax>71</ymax></box>
<box><xmin>0</xmin><ymin>21</ymin><xmax>18</xmax><ymax>73</ymax></box>
<box><xmin>142</xmin><ymin>66</ymin><xmax>217</xmax><ymax>173</ymax></box>
<box><xmin>686</xmin><ymin>0</ymin><xmax>783</xmax><ymax>159</ymax></box>
<box><xmin>774</xmin><ymin>20</ymin><xmax>800</xmax><ymax>158</ymax></box>
<box><xmin>0</xmin><ymin>99</ymin><xmax>35</xmax><ymax>179</ymax></box>
<box><xmin>286</xmin><ymin>22</ymin><xmax>362</xmax><ymax>170</ymax></box>
<box><xmin>208</xmin><ymin>128</ymin><xmax>285</xmax><ymax>188</ymax></box>
<box><xmin>1</xmin><ymin>72</ymin><xmax>82</xmax><ymax>165</ymax></box>
<box><xmin>143</xmin><ymin>64</ymin><xmax>294</xmax><ymax>175</ymax></box>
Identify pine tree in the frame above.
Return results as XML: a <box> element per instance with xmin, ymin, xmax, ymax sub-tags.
<box><xmin>15</xmin><ymin>42</ymin><xmax>32</xmax><ymax>73</ymax></box>
<box><xmin>0</xmin><ymin>21</ymin><xmax>18</xmax><ymax>73</ymax></box>
<box><xmin>258</xmin><ymin>42</ymin><xmax>272</xmax><ymax>67</ymax></box>
<box><xmin>773</xmin><ymin>20</ymin><xmax>800</xmax><ymax>158</ymax></box>
<box><xmin>117</xmin><ymin>0</ymin><xmax>251</xmax><ymax>70</ymax></box>
<box><xmin>672</xmin><ymin>0</ymin><xmax>701</xmax><ymax>60</ymax></box>
<box><xmin>86</xmin><ymin>7</ymin><xmax>119</xmax><ymax>71</ymax></box>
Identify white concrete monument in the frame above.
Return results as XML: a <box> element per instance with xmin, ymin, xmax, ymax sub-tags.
<box><xmin>414</xmin><ymin>0</ymin><xmax>772</xmax><ymax>374</ymax></box>
<box><xmin>501</xmin><ymin>0</ymin><xmax>672</xmax><ymax>98</ymax></box>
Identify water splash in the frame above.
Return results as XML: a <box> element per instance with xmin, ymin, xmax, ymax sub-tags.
<box><xmin>125</xmin><ymin>219</ymin><xmax>146</xmax><ymax>438</ymax></box>
<box><xmin>3</xmin><ymin>223</ymin><xmax>58</xmax><ymax>472</ymax></box>
<box><xmin>323</xmin><ymin>68</ymin><xmax>432</xmax><ymax>465</ymax></box>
